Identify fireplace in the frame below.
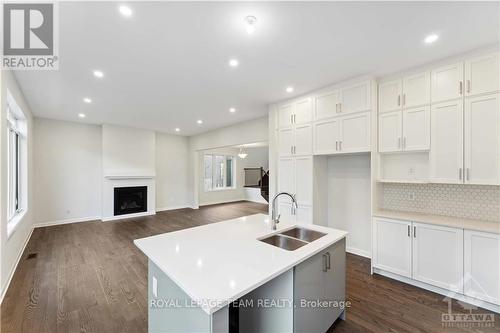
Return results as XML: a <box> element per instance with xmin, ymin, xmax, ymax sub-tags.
<box><xmin>114</xmin><ymin>186</ymin><xmax>148</xmax><ymax>216</ymax></box>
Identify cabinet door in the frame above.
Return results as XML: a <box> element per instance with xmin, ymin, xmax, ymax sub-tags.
<box><xmin>379</xmin><ymin>79</ymin><xmax>402</xmax><ymax>113</ymax></box>
<box><xmin>294</xmin><ymin>124</ymin><xmax>312</xmax><ymax>156</ymax></box>
<box><xmin>294</xmin><ymin>98</ymin><xmax>312</xmax><ymax>125</ymax></box>
<box><xmin>339</xmin><ymin>112</ymin><xmax>371</xmax><ymax>153</ymax></box>
<box><xmin>465</xmin><ymin>53</ymin><xmax>499</xmax><ymax>97</ymax></box>
<box><xmin>402</xmin><ymin>106</ymin><xmax>430</xmax><ymax>151</ymax></box>
<box><xmin>431</xmin><ymin>62</ymin><xmax>464</xmax><ymax>103</ymax></box>
<box><xmin>278</xmin><ymin>128</ymin><xmax>294</xmax><ymax>157</ymax></box>
<box><xmin>412</xmin><ymin>223</ymin><xmax>464</xmax><ymax>292</ymax></box>
<box><xmin>278</xmin><ymin>158</ymin><xmax>295</xmax><ymax>199</ymax></box>
<box><xmin>402</xmin><ymin>71</ymin><xmax>430</xmax><ymax>108</ymax></box>
<box><xmin>379</xmin><ymin>110</ymin><xmax>402</xmax><ymax>153</ymax></box>
<box><xmin>373</xmin><ymin>218</ymin><xmax>412</xmax><ymax>278</ymax></box>
<box><xmin>315</xmin><ymin>89</ymin><xmax>340</xmax><ymax>120</ymax></box>
<box><xmin>464</xmin><ymin>230</ymin><xmax>500</xmax><ymax>305</ymax></box>
<box><xmin>314</xmin><ymin>118</ymin><xmax>340</xmax><ymax>155</ymax></box>
<box><xmin>323</xmin><ymin>239</ymin><xmax>346</xmax><ymax>329</ymax></box>
<box><xmin>430</xmin><ymin>100</ymin><xmax>464</xmax><ymax>183</ymax></box>
<box><xmin>294</xmin><ymin>250</ymin><xmax>328</xmax><ymax>333</ymax></box>
<box><xmin>294</xmin><ymin>157</ymin><xmax>313</xmax><ymax>206</ymax></box>
<box><xmin>340</xmin><ymin>81</ymin><xmax>371</xmax><ymax>114</ymax></box>
<box><xmin>464</xmin><ymin>93</ymin><xmax>500</xmax><ymax>185</ymax></box>
<box><xmin>278</xmin><ymin>103</ymin><xmax>294</xmax><ymax>129</ymax></box>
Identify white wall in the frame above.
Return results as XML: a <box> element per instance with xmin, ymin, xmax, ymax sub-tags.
<box><xmin>102</xmin><ymin>124</ymin><xmax>156</xmax><ymax>176</ymax></box>
<box><xmin>0</xmin><ymin>71</ymin><xmax>35</xmax><ymax>300</ymax></box>
<box><xmin>156</xmin><ymin>132</ymin><xmax>191</xmax><ymax>210</ymax></box>
<box><xmin>327</xmin><ymin>154</ymin><xmax>371</xmax><ymax>257</ymax></box>
<box><xmin>34</xmin><ymin>118</ymin><xmax>102</xmax><ymax>225</ymax></box>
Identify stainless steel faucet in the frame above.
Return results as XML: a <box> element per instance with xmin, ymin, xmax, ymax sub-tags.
<box><xmin>271</xmin><ymin>192</ymin><xmax>298</xmax><ymax>230</ymax></box>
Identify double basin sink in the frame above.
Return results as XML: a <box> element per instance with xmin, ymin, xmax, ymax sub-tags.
<box><xmin>259</xmin><ymin>227</ymin><xmax>326</xmax><ymax>251</ymax></box>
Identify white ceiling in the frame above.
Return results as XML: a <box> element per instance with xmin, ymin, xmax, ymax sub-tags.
<box><xmin>14</xmin><ymin>1</ymin><xmax>500</xmax><ymax>136</ymax></box>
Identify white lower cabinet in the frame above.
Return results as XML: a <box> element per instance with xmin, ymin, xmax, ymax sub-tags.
<box><xmin>464</xmin><ymin>230</ymin><xmax>500</xmax><ymax>305</ymax></box>
<box><xmin>412</xmin><ymin>222</ymin><xmax>463</xmax><ymax>292</ymax></box>
<box><xmin>373</xmin><ymin>218</ymin><xmax>412</xmax><ymax>278</ymax></box>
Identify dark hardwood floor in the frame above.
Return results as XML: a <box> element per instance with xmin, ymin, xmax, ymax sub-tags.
<box><xmin>1</xmin><ymin>201</ymin><xmax>498</xmax><ymax>333</ymax></box>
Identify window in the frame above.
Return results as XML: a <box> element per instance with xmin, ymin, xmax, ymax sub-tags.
<box><xmin>204</xmin><ymin>154</ymin><xmax>235</xmax><ymax>191</ymax></box>
<box><xmin>7</xmin><ymin>92</ymin><xmax>27</xmax><ymax>237</ymax></box>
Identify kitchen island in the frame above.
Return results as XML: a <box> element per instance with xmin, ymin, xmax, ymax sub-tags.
<box><xmin>134</xmin><ymin>213</ymin><xmax>348</xmax><ymax>333</ymax></box>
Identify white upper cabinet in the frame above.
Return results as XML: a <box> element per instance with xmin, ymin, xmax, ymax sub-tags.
<box><xmin>278</xmin><ymin>128</ymin><xmax>294</xmax><ymax>157</ymax></box>
<box><xmin>278</xmin><ymin>157</ymin><xmax>295</xmax><ymax>196</ymax></box>
<box><xmin>430</xmin><ymin>100</ymin><xmax>464</xmax><ymax>183</ymax></box>
<box><xmin>402</xmin><ymin>106</ymin><xmax>430</xmax><ymax>151</ymax></box>
<box><xmin>314</xmin><ymin>90</ymin><xmax>341</xmax><ymax>120</ymax></box>
<box><xmin>294</xmin><ymin>156</ymin><xmax>313</xmax><ymax>206</ymax></box>
<box><xmin>379</xmin><ymin>111</ymin><xmax>402</xmax><ymax>153</ymax></box>
<box><xmin>431</xmin><ymin>62</ymin><xmax>464</xmax><ymax>103</ymax></box>
<box><xmin>339</xmin><ymin>81</ymin><xmax>371</xmax><ymax>114</ymax></box>
<box><xmin>294</xmin><ymin>124</ymin><xmax>313</xmax><ymax>156</ymax></box>
<box><xmin>314</xmin><ymin>118</ymin><xmax>340</xmax><ymax>155</ymax></box>
<box><xmin>402</xmin><ymin>72</ymin><xmax>431</xmax><ymax>108</ymax></box>
<box><xmin>379</xmin><ymin>79</ymin><xmax>402</xmax><ymax>114</ymax></box>
<box><xmin>465</xmin><ymin>53</ymin><xmax>500</xmax><ymax>97</ymax></box>
<box><xmin>464</xmin><ymin>230</ymin><xmax>500</xmax><ymax>306</ymax></box>
<box><xmin>294</xmin><ymin>98</ymin><xmax>313</xmax><ymax>125</ymax></box>
<box><xmin>339</xmin><ymin>112</ymin><xmax>371</xmax><ymax>153</ymax></box>
<box><xmin>412</xmin><ymin>223</ymin><xmax>464</xmax><ymax>292</ymax></box>
<box><xmin>464</xmin><ymin>93</ymin><xmax>500</xmax><ymax>185</ymax></box>
<box><xmin>278</xmin><ymin>103</ymin><xmax>294</xmax><ymax>128</ymax></box>
<box><xmin>373</xmin><ymin>218</ymin><xmax>412</xmax><ymax>278</ymax></box>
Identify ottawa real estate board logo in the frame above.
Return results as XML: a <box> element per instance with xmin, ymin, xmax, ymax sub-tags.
<box><xmin>2</xmin><ymin>2</ymin><xmax>59</xmax><ymax>70</ymax></box>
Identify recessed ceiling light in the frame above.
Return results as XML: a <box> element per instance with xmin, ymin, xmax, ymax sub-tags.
<box><xmin>197</xmin><ymin>120</ymin><xmax>203</xmax><ymax>124</ymax></box>
<box><xmin>78</xmin><ymin>113</ymin><xmax>86</xmax><ymax>118</ymax></box>
<box><xmin>286</xmin><ymin>86</ymin><xmax>294</xmax><ymax>93</ymax></box>
<box><xmin>229</xmin><ymin>59</ymin><xmax>239</xmax><ymax>67</ymax></box>
<box><xmin>424</xmin><ymin>34</ymin><xmax>439</xmax><ymax>44</ymax></box>
<box><xmin>83</xmin><ymin>97</ymin><xmax>92</xmax><ymax>103</ymax></box>
<box><xmin>93</xmin><ymin>70</ymin><xmax>104</xmax><ymax>78</ymax></box>
<box><xmin>244</xmin><ymin>15</ymin><xmax>257</xmax><ymax>34</ymax></box>
<box><xmin>229</xmin><ymin>108</ymin><xmax>236</xmax><ymax>113</ymax></box>
<box><xmin>119</xmin><ymin>5</ymin><xmax>132</xmax><ymax>17</ymax></box>
<box><xmin>175</xmin><ymin>128</ymin><xmax>180</xmax><ymax>132</ymax></box>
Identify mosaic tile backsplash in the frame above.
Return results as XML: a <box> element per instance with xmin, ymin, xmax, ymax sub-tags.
<box><xmin>382</xmin><ymin>183</ymin><xmax>500</xmax><ymax>222</ymax></box>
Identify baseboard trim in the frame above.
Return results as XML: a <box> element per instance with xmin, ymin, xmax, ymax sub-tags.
<box><xmin>373</xmin><ymin>268</ymin><xmax>500</xmax><ymax>314</ymax></box>
<box><xmin>346</xmin><ymin>246</ymin><xmax>371</xmax><ymax>259</ymax></box>
<box><xmin>199</xmin><ymin>198</ymin><xmax>247</xmax><ymax>206</ymax></box>
<box><xmin>101</xmin><ymin>211</ymin><xmax>156</xmax><ymax>222</ymax></box>
<box><xmin>33</xmin><ymin>216</ymin><xmax>102</xmax><ymax>228</ymax></box>
<box><xmin>0</xmin><ymin>226</ymin><xmax>34</xmax><ymax>304</ymax></box>
<box><xmin>156</xmin><ymin>205</ymin><xmax>191</xmax><ymax>212</ymax></box>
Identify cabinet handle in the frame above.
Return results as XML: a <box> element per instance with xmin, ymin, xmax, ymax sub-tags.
<box><xmin>407</xmin><ymin>225</ymin><xmax>410</xmax><ymax>237</ymax></box>
<box><xmin>339</xmin><ymin>141</ymin><xmax>342</xmax><ymax>151</ymax></box>
<box><xmin>293</xmin><ymin>114</ymin><xmax>296</xmax><ymax>124</ymax></box>
<box><xmin>403</xmin><ymin>137</ymin><xmax>406</xmax><ymax>150</ymax></box>
<box><xmin>403</xmin><ymin>93</ymin><xmax>406</xmax><ymax>106</ymax></box>
<box><xmin>398</xmin><ymin>137</ymin><xmax>401</xmax><ymax>149</ymax></box>
<box><xmin>290</xmin><ymin>114</ymin><xmax>293</xmax><ymax>124</ymax></box>
<box><xmin>459</xmin><ymin>81</ymin><xmax>463</xmax><ymax>95</ymax></box>
<box><xmin>459</xmin><ymin>168</ymin><xmax>463</xmax><ymax>181</ymax></box>
<box><xmin>291</xmin><ymin>146</ymin><xmax>293</xmax><ymax>155</ymax></box>
<box><xmin>413</xmin><ymin>226</ymin><xmax>416</xmax><ymax>238</ymax></box>
<box><xmin>339</xmin><ymin>103</ymin><xmax>342</xmax><ymax>113</ymax></box>
<box><xmin>322</xmin><ymin>254</ymin><xmax>328</xmax><ymax>272</ymax></box>
<box><xmin>397</xmin><ymin>95</ymin><xmax>401</xmax><ymax>106</ymax></box>
<box><xmin>466</xmin><ymin>168</ymin><xmax>470</xmax><ymax>181</ymax></box>
<box><xmin>336</xmin><ymin>141</ymin><xmax>338</xmax><ymax>151</ymax></box>
<box><xmin>326</xmin><ymin>252</ymin><xmax>331</xmax><ymax>270</ymax></box>
<box><xmin>294</xmin><ymin>146</ymin><xmax>296</xmax><ymax>154</ymax></box>
<box><xmin>467</xmin><ymin>80</ymin><xmax>471</xmax><ymax>94</ymax></box>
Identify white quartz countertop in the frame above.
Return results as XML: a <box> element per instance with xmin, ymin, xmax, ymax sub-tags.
<box><xmin>374</xmin><ymin>209</ymin><xmax>500</xmax><ymax>234</ymax></box>
<box><xmin>134</xmin><ymin>214</ymin><xmax>348</xmax><ymax>315</ymax></box>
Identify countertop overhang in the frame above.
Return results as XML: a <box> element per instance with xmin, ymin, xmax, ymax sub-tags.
<box><xmin>134</xmin><ymin>214</ymin><xmax>348</xmax><ymax>315</ymax></box>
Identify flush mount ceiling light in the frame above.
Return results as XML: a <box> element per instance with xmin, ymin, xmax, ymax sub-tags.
<box><xmin>244</xmin><ymin>15</ymin><xmax>257</xmax><ymax>34</ymax></box>
<box><xmin>93</xmin><ymin>70</ymin><xmax>104</xmax><ymax>78</ymax></box>
<box><xmin>175</xmin><ymin>128</ymin><xmax>180</xmax><ymax>132</ymax></box>
<box><xmin>286</xmin><ymin>86</ymin><xmax>294</xmax><ymax>93</ymax></box>
<box><xmin>229</xmin><ymin>59</ymin><xmax>239</xmax><ymax>67</ymax></box>
<box><xmin>238</xmin><ymin>148</ymin><xmax>248</xmax><ymax>159</ymax></box>
<box><xmin>78</xmin><ymin>113</ymin><xmax>86</xmax><ymax>118</ymax></box>
<box><xmin>83</xmin><ymin>97</ymin><xmax>92</xmax><ymax>103</ymax></box>
<box><xmin>119</xmin><ymin>5</ymin><xmax>133</xmax><ymax>17</ymax></box>
<box><xmin>424</xmin><ymin>34</ymin><xmax>439</xmax><ymax>44</ymax></box>
<box><xmin>197</xmin><ymin>119</ymin><xmax>203</xmax><ymax>124</ymax></box>
<box><xmin>229</xmin><ymin>107</ymin><xmax>236</xmax><ymax>113</ymax></box>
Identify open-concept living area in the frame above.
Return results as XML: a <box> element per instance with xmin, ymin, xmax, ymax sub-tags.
<box><xmin>0</xmin><ymin>2</ymin><xmax>499</xmax><ymax>332</ymax></box>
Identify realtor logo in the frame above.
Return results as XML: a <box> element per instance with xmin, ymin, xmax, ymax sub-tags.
<box><xmin>2</xmin><ymin>2</ymin><xmax>58</xmax><ymax>69</ymax></box>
